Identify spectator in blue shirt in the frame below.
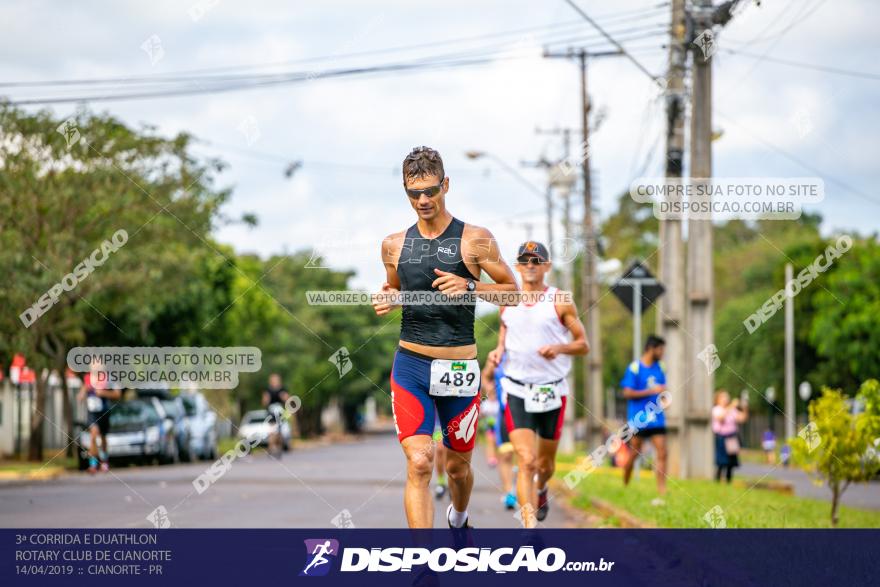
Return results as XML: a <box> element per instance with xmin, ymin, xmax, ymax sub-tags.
<box><xmin>620</xmin><ymin>335</ymin><xmax>668</xmax><ymax>504</ymax></box>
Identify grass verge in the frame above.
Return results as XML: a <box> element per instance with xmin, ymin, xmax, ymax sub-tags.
<box><xmin>556</xmin><ymin>454</ymin><xmax>880</xmax><ymax>528</ymax></box>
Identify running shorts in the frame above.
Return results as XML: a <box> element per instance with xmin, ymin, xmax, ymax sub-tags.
<box><xmin>390</xmin><ymin>347</ymin><xmax>481</xmax><ymax>452</ymax></box>
<box><xmin>87</xmin><ymin>410</ymin><xmax>111</xmax><ymax>436</ymax></box>
<box><xmin>504</xmin><ymin>394</ymin><xmax>567</xmax><ymax>441</ymax></box>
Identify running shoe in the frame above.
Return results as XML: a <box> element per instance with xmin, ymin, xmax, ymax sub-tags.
<box><xmin>434</xmin><ymin>484</ymin><xmax>448</xmax><ymax>500</ymax></box>
<box><xmin>536</xmin><ymin>487</ymin><xmax>550</xmax><ymax>521</ymax></box>
<box><xmin>88</xmin><ymin>456</ymin><xmax>99</xmax><ymax>475</ymax></box>
<box><xmin>504</xmin><ymin>492</ymin><xmax>517</xmax><ymax>510</ymax></box>
<box><xmin>487</xmin><ymin>456</ymin><xmax>498</xmax><ymax>468</ymax></box>
<box><xmin>100</xmin><ymin>461</ymin><xmax>109</xmax><ymax>472</ymax></box>
<box><xmin>446</xmin><ymin>503</ymin><xmax>472</xmax><ymax>529</ymax></box>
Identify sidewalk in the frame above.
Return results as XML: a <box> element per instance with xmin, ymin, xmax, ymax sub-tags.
<box><xmin>738</xmin><ymin>462</ymin><xmax>880</xmax><ymax>510</ymax></box>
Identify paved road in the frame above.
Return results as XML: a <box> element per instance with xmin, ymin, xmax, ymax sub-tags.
<box><xmin>739</xmin><ymin>462</ymin><xmax>880</xmax><ymax>510</ymax></box>
<box><xmin>0</xmin><ymin>431</ymin><xmax>581</xmax><ymax>528</ymax></box>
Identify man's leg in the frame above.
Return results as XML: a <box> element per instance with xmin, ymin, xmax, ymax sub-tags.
<box><xmin>435</xmin><ymin>440</ymin><xmax>447</xmax><ymax>480</ymax></box>
<box><xmin>485</xmin><ymin>430</ymin><xmax>498</xmax><ymax>465</ymax></box>
<box><xmin>509</xmin><ymin>428</ymin><xmax>538</xmax><ymax>527</ymax></box>
<box><xmin>437</xmin><ymin>394</ymin><xmax>480</xmax><ymax>527</ymax></box>
<box><xmin>445</xmin><ymin>448</ymin><xmax>474</xmax><ymax>515</ymax></box>
<box><xmin>498</xmin><ymin>445</ymin><xmax>515</xmax><ymax>493</ymax></box>
<box><xmin>535</xmin><ymin>437</ymin><xmax>559</xmax><ymax>491</ymax></box>
<box><xmin>401</xmin><ymin>435</ymin><xmax>435</xmax><ymax>528</ymax></box>
<box><xmin>89</xmin><ymin>425</ymin><xmax>99</xmax><ymax>457</ymax></box>
<box><xmin>623</xmin><ymin>436</ymin><xmax>644</xmax><ymax>486</ymax></box>
<box><xmin>650</xmin><ymin>434</ymin><xmax>668</xmax><ymax>495</ymax></box>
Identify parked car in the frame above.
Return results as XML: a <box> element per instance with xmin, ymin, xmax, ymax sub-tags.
<box><xmin>77</xmin><ymin>398</ymin><xmax>179</xmax><ymax>469</ymax></box>
<box><xmin>160</xmin><ymin>396</ymin><xmax>193</xmax><ymax>462</ymax></box>
<box><xmin>180</xmin><ymin>392</ymin><xmax>218</xmax><ymax>461</ymax></box>
<box><xmin>238</xmin><ymin>409</ymin><xmax>290</xmax><ymax>451</ymax></box>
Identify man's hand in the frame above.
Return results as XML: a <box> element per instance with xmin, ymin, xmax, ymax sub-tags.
<box><xmin>487</xmin><ymin>347</ymin><xmax>504</xmax><ymax>366</ymax></box>
<box><xmin>372</xmin><ymin>282</ymin><xmax>400</xmax><ymax>316</ymax></box>
<box><xmin>537</xmin><ymin>344</ymin><xmax>560</xmax><ymax>360</ymax></box>
<box><xmin>432</xmin><ymin>268</ymin><xmax>469</xmax><ymax>295</ymax></box>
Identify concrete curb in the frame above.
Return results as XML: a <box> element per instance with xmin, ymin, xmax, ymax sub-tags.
<box><xmin>550</xmin><ymin>468</ymin><xmax>656</xmax><ymax>529</ymax></box>
<box><xmin>586</xmin><ymin>496</ymin><xmax>656</xmax><ymax>528</ymax></box>
<box><xmin>0</xmin><ymin>466</ymin><xmax>66</xmax><ymax>484</ymax></box>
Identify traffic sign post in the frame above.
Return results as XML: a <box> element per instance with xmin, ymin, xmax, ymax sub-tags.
<box><xmin>611</xmin><ymin>261</ymin><xmax>665</xmax><ymax>360</ymax></box>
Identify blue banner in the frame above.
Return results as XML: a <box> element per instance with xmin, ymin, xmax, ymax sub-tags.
<box><xmin>2</xmin><ymin>529</ymin><xmax>876</xmax><ymax>586</ymax></box>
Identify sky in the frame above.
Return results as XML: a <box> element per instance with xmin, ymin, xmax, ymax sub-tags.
<box><xmin>2</xmin><ymin>0</ymin><xmax>878</xmax><ymax>290</ymax></box>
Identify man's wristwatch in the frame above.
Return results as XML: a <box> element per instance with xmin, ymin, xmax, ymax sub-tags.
<box><xmin>466</xmin><ymin>279</ymin><xmax>476</xmax><ymax>292</ymax></box>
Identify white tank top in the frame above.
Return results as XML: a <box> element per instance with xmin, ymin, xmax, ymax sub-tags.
<box><xmin>501</xmin><ymin>286</ymin><xmax>572</xmax><ymax>391</ymax></box>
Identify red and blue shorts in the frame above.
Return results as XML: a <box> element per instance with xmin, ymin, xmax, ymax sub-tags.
<box><xmin>390</xmin><ymin>347</ymin><xmax>481</xmax><ymax>452</ymax></box>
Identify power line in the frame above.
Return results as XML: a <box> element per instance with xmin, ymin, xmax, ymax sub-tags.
<box><xmin>4</xmin><ymin>55</ymin><xmax>527</xmax><ymax>105</ymax></box>
<box><xmin>728</xmin><ymin>0</ymin><xmax>830</xmax><ymax>84</ymax></box>
<box><xmin>562</xmin><ymin>0</ymin><xmax>663</xmax><ymax>85</ymax></box>
<box><xmin>722</xmin><ymin>47</ymin><xmax>880</xmax><ymax>81</ymax></box>
<box><xmin>716</xmin><ymin>110</ymin><xmax>880</xmax><ymax>208</ymax></box>
<box><xmin>0</xmin><ymin>12</ymin><xmax>669</xmax><ymax>90</ymax></box>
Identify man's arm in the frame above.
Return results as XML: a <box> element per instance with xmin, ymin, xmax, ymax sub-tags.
<box><xmin>487</xmin><ymin>312</ymin><xmax>507</xmax><ymax>366</ymax></box>
<box><xmin>622</xmin><ymin>387</ymin><xmax>656</xmax><ymax>399</ymax></box>
<box><xmin>537</xmin><ymin>296</ymin><xmax>590</xmax><ymax>359</ymax></box>
<box><xmin>431</xmin><ymin>225</ymin><xmax>517</xmax><ymax>304</ymax></box>
<box><xmin>99</xmin><ymin>388</ymin><xmax>122</xmax><ymax>401</ymax></box>
<box><xmin>481</xmin><ymin>361</ymin><xmax>497</xmax><ymax>400</ymax></box>
<box><xmin>373</xmin><ymin>232</ymin><xmax>403</xmax><ymax>316</ymax></box>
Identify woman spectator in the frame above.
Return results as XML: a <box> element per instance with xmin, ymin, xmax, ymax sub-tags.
<box><xmin>712</xmin><ymin>390</ymin><xmax>748</xmax><ymax>483</ymax></box>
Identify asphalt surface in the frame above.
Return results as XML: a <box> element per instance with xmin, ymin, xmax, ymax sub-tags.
<box><xmin>0</xmin><ymin>431</ymin><xmax>581</xmax><ymax>529</ymax></box>
<box><xmin>739</xmin><ymin>461</ymin><xmax>880</xmax><ymax>510</ymax></box>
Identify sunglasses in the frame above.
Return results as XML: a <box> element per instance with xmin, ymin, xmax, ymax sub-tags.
<box><xmin>405</xmin><ymin>177</ymin><xmax>445</xmax><ymax>199</ymax></box>
<box><xmin>517</xmin><ymin>257</ymin><xmax>546</xmax><ymax>265</ymax></box>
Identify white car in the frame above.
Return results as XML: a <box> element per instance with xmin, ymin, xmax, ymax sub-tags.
<box><xmin>181</xmin><ymin>392</ymin><xmax>219</xmax><ymax>461</ymax></box>
<box><xmin>238</xmin><ymin>409</ymin><xmax>291</xmax><ymax>451</ymax></box>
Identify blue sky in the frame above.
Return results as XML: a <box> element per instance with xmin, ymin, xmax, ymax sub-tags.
<box><xmin>3</xmin><ymin>0</ymin><xmax>878</xmax><ymax>289</ymax></box>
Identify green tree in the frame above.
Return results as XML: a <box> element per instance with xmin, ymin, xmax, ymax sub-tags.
<box><xmin>0</xmin><ymin>105</ymin><xmax>228</xmax><ymax>459</ymax></box>
<box><xmin>809</xmin><ymin>241</ymin><xmax>880</xmax><ymax>389</ymax></box>
<box><xmin>792</xmin><ymin>380</ymin><xmax>880</xmax><ymax>526</ymax></box>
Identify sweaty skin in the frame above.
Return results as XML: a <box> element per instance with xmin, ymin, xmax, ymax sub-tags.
<box><xmin>373</xmin><ymin>171</ymin><xmax>517</xmax><ymax>528</ymax></box>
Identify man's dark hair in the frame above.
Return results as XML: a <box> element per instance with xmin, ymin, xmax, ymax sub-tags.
<box><xmin>402</xmin><ymin>146</ymin><xmax>444</xmax><ymax>183</ymax></box>
<box><xmin>644</xmin><ymin>334</ymin><xmax>666</xmax><ymax>351</ymax></box>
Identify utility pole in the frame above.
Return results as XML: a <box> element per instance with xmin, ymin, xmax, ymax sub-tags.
<box><xmin>544</xmin><ymin>48</ymin><xmax>617</xmax><ymax>448</ymax></box>
<box><xmin>527</xmin><ymin>126</ymin><xmax>577</xmax><ymax>288</ymax></box>
<box><xmin>784</xmin><ymin>263</ymin><xmax>795</xmax><ymax>441</ymax></box>
<box><xmin>685</xmin><ymin>0</ymin><xmax>718</xmax><ymax>479</ymax></box>
<box><xmin>658</xmin><ymin>0</ymin><xmax>688</xmax><ymax>477</ymax></box>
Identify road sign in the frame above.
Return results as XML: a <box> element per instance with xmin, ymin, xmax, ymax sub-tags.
<box><xmin>611</xmin><ymin>261</ymin><xmax>665</xmax><ymax>314</ymax></box>
<box><xmin>611</xmin><ymin>261</ymin><xmax>665</xmax><ymax>360</ymax></box>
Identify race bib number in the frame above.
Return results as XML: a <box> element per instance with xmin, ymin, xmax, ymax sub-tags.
<box><xmin>429</xmin><ymin>359</ymin><xmax>480</xmax><ymax>397</ymax></box>
<box><xmin>86</xmin><ymin>395</ymin><xmax>103</xmax><ymax>412</ymax></box>
<box><xmin>524</xmin><ymin>382</ymin><xmax>564</xmax><ymax>413</ymax></box>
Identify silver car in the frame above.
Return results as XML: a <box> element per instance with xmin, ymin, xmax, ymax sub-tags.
<box><xmin>181</xmin><ymin>392</ymin><xmax>219</xmax><ymax>460</ymax></box>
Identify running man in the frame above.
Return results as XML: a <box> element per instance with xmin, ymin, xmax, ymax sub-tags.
<box><xmin>262</xmin><ymin>373</ymin><xmax>289</xmax><ymax>457</ymax></box>
<box><xmin>77</xmin><ymin>359</ymin><xmax>121</xmax><ymax>474</ymax></box>
<box><xmin>488</xmin><ymin>241</ymin><xmax>589</xmax><ymax>527</ymax></box>
<box><xmin>373</xmin><ymin>145</ymin><xmax>517</xmax><ymax>529</ymax></box>
<box><xmin>482</xmin><ymin>352</ymin><xmax>517</xmax><ymax>510</ymax></box>
<box><xmin>620</xmin><ymin>335</ymin><xmax>668</xmax><ymax>504</ymax></box>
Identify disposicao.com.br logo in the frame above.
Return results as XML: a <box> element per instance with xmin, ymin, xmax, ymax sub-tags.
<box><xmin>301</xmin><ymin>539</ymin><xmax>340</xmax><ymax>576</ymax></box>
<box><xmin>300</xmin><ymin>540</ymin><xmax>614</xmax><ymax>575</ymax></box>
